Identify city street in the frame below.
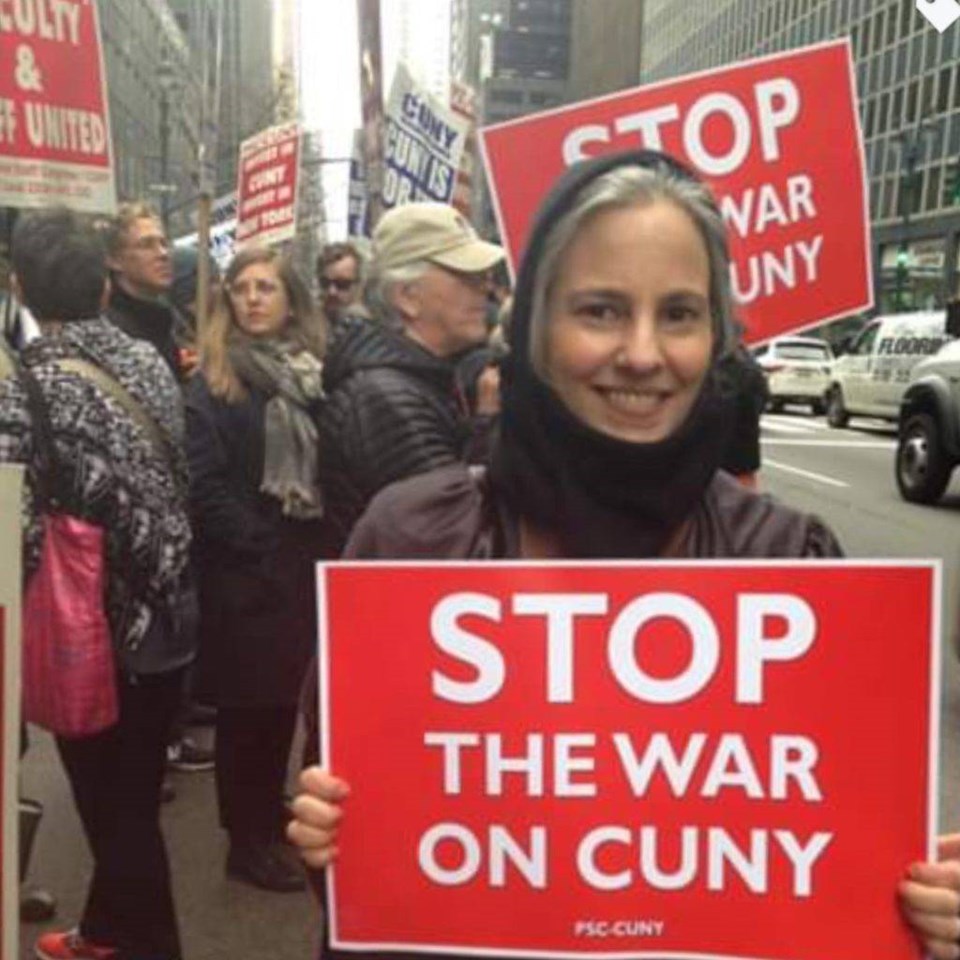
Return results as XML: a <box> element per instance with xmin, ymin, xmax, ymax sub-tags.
<box><xmin>760</xmin><ymin>407</ymin><xmax>960</xmax><ymax>835</ymax></box>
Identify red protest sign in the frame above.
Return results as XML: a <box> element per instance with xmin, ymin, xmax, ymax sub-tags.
<box><xmin>236</xmin><ymin>121</ymin><xmax>301</xmax><ymax>248</ymax></box>
<box><xmin>479</xmin><ymin>40</ymin><xmax>871</xmax><ymax>345</ymax></box>
<box><xmin>319</xmin><ymin>560</ymin><xmax>937</xmax><ymax>960</ymax></box>
<box><xmin>0</xmin><ymin>0</ymin><xmax>116</xmax><ymax>213</ymax></box>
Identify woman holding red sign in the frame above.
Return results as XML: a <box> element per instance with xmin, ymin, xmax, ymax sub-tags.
<box><xmin>289</xmin><ymin>150</ymin><xmax>957</xmax><ymax>958</ymax></box>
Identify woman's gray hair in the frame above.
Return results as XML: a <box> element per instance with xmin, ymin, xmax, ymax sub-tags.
<box><xmin>528</xmin><ymin>163</ymin><xmax>737</xmax><ymax>374</ymax></box>
<box><xmin>366</xmin><ymin>259</ymin><xmax>432</xmax><ymax>321</ymax></box>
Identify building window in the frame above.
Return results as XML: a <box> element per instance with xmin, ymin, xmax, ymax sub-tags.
<box><xmin>488</xmin><ymin>88</ymin><xmax>522</xmax><ymax>104</ymax></box>
<box><xmin>909</xmin><ymin>33</ymin><xmax>923</xmax><ymax>76</ymax></box>
<box><xmin>922</xmin><ymin>72</ymin><xmax>935</xmax><ymax>114</ymax></box>
<box><xmin>893</xmin><ymin>43</ymin><xmax>905</xmax><ymax>84</ymax></box>
<box><xmin>938</xmin><ymin>67</ymin><xmax>952</xmax><ymax>114</ymax></box>
<box><xmin>886</xmin><ymin>175</ymin><xmax>899</xmax><ymax>220</ymax></box>
<box><xmin>878</xmin><ymin>92</ymin><xmax>890</xmax><ymax>134</ymax></box>
<box><xmin>907</xmin><ymin>78</ymin><xmax>919</xmax><ymax>123</ymax></box>
<box><xmin>925</xmin><ymin>165</ymin><xmax>941</xmax><ymax>212</ymax></box>
<box><xmin>900</xmin><ymin>0</ymin><xmax>913</xmax><ymax>35</ymax></box>
<box><xmin>892</xmin><ymin>85</ymin><xmax>904</xmax><ymax>129</ymax></box>
<box><xmin>949</xmin><ymin>116</ymin><xmax>960</xmax><ymax>156</ymax></box>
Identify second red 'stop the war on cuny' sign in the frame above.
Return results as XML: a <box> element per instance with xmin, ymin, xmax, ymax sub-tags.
<box><xmin>479</xmin><ymin>39</ymin><xmax>872</xmax><ymax>346</ymax></box>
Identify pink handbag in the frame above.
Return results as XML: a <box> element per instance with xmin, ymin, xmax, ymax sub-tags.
<box><xmin>19</xmin><ymin>361</ymin><xmax>119</xmax><ymax>739</ymax></box>
<box><xmin>22</xmin><ymin>514</ymin><xmax>118</xmax><ymax>738</ymax></box>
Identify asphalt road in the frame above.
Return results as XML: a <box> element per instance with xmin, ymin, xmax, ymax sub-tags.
<box><xmin>16</xmin><ymin>415</ymin><xmax>960</xmax><ymax>958</ymax></box>
<box><xmin>760</xmin><ymin>405</ymin><xmax>960</xmax><ymax>833</ymax></box>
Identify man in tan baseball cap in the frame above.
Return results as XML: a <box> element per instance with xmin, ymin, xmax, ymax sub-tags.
<box><xmin>373</xmin><ymin>202</ymin><xmax>504</xmax><ymax>274</ymax></box>
<box><xmin>317</xmin><ymin>202</ymin><xmax>504</xmax><ymax>554</ymax></box>
<box><xmin>370</xmin><ymin>202</ymin><xmax>504</xmax><ymax>355</ymax></box>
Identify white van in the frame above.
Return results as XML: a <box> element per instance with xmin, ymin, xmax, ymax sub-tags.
<box><xmin>826</xmin><ymin>311</ymin><xmax>951</xmax><ymax>427</ymax></box>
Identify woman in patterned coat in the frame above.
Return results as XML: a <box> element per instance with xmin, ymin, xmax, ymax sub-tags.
<box><xmin>0</xmin><ymin>208</ymin><xmax>192</xmax><ymax>960</ymax></box>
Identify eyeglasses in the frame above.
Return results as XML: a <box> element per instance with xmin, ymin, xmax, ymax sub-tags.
<box><xmin>320</xmin><ymin>277</ymin><xmax>357</xmax><ymax>292</ymax></box>
<box><xmin>129</xmin><ymin>236</ymin><xmax>169</xmax><ymax>253</ymax></box>
<box><xmin>229</xmin><ymin>279</ymin><xmax>281</xmax><ymax>298</ymax></box>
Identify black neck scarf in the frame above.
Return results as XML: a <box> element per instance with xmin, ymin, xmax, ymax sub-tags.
<box><xmin>489</xmin><ymin>148</ymin><xmax>734</xmax><ymax>558</ymax></box>
<box><xmin>490</xmin><ymin>358</ymin><xmax>732</xmax><ymax>558</ymax></box>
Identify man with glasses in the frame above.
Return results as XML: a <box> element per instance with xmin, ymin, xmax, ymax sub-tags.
<box><xmin>316</xmin><ymin>241</ymin><xmax>364</xmax><ymax>327</ymax></box>
<box><xmin>100</xmin><ymin>202</ymin><xmax>214</xmax><ymax>779</ymax></box>
<box><xmin>100</xmin><ymin>202</ymin><xmax>183</xmax><ymax>379</ymax></box>
<box><xmin>319</xmin><ymin>202</ymin><xmax>504</xmax><ymax>555</ymax></box>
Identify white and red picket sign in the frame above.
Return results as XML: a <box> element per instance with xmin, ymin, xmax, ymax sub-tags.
<box><xmin>0</xmin><ymin>0</ymin><xmax>116</xmax><ymax>213</ymax></box>
<box><xmin>318</xmin><ymin>560</ymin><xmax>938</xmax><ymax>960</ymax></box>
<box><xmin>479</xmin><ymin>40</ymin><xmax>871</xmax><ymax>344</ymax></box>
<box><xmin>235</xmin><ymin>121</ymin><xmax>301</xmax><ymax>248</ymax></box>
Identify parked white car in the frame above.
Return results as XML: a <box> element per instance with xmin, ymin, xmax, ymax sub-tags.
<box><xmin>752</xmin><ymin>336</ymin><xmax>834</xmax><ymax>414</ymax></box>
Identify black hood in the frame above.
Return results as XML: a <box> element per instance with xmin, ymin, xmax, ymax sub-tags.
<box><xmin>490</xmin><ymin>148</ymin><xmax>734</xmax><ymax>558</ymax></box>
<box><xmin>507</xmin><ymin>148</ymin><xmax>703</xmax><ymax>366</ymax></box>
<box><xmin>323</xmin><ymin>312</ymin><xmax>457</xmax><ymax>394</ymax></box>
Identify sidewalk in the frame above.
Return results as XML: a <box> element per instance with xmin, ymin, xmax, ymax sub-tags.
<box><xmin>19</xmin><ymin>726</ymin><xmax>320</xmax><ymax>960</ymax></box>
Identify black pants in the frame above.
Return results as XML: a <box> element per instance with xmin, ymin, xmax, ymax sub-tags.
<box><xmin>56</xmin><ymin>669</ymin><xmax>185</xmax><ymax>960</ymax></box>
<box><xmin>215</xmin><ymin>704</ymin><xmax>297</xmax><ymax>844</ymax></box>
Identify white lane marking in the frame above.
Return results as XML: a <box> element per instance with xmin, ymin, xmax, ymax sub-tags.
<box><xmin>763</xmin><ymin>415</ymin><xmax>830</xmax><ymax>431</ymax></box>
<box><xmin>761</xmin><ymin>420</ymin><xmax>821</xmax><ymax>435</ymax></box>
<box><xmin>762</xmin><ymin>439</ymin><xmax>895</xmax><ymax>449</ymax></box>
<box><xmin>764</xmin><ymin>458</ymin><xmax>850</xmax><ymax>488</ymax></box>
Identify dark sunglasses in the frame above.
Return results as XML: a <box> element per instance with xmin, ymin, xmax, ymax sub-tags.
<box><xmin>320</xmin><ymin>277</ymin><xmax>357</xmax><ymax>292</ymax></box>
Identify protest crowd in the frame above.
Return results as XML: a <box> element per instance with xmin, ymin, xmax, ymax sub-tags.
<box><xmin>0</xmin><ymin>141</ymin><xmax>956</xmax><ymax>960</ymax></box>
<box><xmin>0</xmin><ymin>4</ymin><xmax>958</xmax><ymax>950</ymax></box>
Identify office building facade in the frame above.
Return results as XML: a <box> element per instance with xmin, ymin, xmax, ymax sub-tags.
<box><xmin>96</xmin><ymin>0</ymin><xmax>203</xmax><ymax>233</ymax></box>
<box><xmin>568</xmin><ymin>0</ymin><xmax>644</xmax><ymax>102</ymax></box>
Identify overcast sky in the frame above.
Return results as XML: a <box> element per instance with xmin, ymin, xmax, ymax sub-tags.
<box><xmin>299</xmin><ymin>1</ymin><xmax>362</xmax><ymax>238</ymax></box>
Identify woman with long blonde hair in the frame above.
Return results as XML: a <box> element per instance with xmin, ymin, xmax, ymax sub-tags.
<box><xmin>186</xmin><ymin>246</ymin><xmax>326</xmax><ymax>892</ymax></box>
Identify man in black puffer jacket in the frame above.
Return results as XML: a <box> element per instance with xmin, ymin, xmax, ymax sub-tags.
<box><xmin>319</xmin><ymin>203</ymin><xmax>504</xmax><ymax>555</ymax></box>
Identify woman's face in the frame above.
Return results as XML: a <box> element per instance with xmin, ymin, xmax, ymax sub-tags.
<box><xmin>229</xmin><ymin>260</ymin><xmax>290</xmax><ymax>338</ymax></box>
<box><xmin>544</xmin><ymin>200</ymin><xmax>714</xmax><ymax>444</ymax></box>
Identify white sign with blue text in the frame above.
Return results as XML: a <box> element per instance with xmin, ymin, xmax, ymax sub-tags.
<box><xmin>383</xmin><ymin>63</ymin><xmax>468</xmax><ymax>209</ymax></box>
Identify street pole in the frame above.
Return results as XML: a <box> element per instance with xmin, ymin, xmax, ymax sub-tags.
<box><xmin>195</xmin><ymin>0</ymin><xmax>222</xmax><ymax>339</ymax></box>
<box><xmin>159</xmin><ymin>91</ymin><xmax>170</xmax><ymax>231</ymax></box>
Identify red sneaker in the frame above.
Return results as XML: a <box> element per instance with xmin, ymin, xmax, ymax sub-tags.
<box><xmin>34</xmin><ymin>929</ymin><xmax>117</xmax><ymax>960</ymax></box>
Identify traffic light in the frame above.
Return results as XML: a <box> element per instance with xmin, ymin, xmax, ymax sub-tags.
<box><xmin>896</xmin><ymin>246</ymin><xmax>910</xmax><ymax>269</ymax></box>
<box><xmin>944</xmin><ymin>160</ymin><xmax>960</xmax><ymax>206</ymax></box>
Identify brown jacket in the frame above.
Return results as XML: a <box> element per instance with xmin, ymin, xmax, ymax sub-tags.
<box><xmin>303</xmin><ymin>464</ymin><xmax>842</xmax><ymax>957</ymax></box>
<box><xmin>344</xmin><ymin>462</ymin><xmax>842</xmax><ymax>563</ymax></box>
